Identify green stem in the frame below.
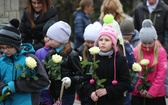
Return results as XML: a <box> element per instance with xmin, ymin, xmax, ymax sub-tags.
<box><xmin>144</xmin><ymin>97</ymin><xmax>145</xmax><ymax>105</ymax></box>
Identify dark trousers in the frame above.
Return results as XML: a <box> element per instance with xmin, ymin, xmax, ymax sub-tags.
<box><xmin>131</xmin><ymin>96</ymin><xmax>166</xmax><ymax>105</ymax></box>
<box><xmin>62</xmin><ymin>93</ymin><xmax>75</xmax><ymax>105</ymax></box>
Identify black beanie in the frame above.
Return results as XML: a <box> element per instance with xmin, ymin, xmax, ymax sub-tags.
<box><xmin>0</xmin><ymin>19</ymin><xmax>21</xmax><ymax>51</ymax></box>
<box><xmin>43</xmin><ymin>19</ymin><xmax>56</xmax><ymax>36</ymax></box>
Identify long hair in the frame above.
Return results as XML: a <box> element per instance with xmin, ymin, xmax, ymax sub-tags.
<box><xmin>136</xmin><ymin>41</ymin><xmax>160</xmax><ymax>66</ymax></box>
<box><xmin>26</xmin><ymin>0</ymin><xmax>52</xmax><ymax>28</ymax></box>
<box><xmin>99</xmin><ymin>0</ymin><xmax>125</xmax><ymax>23</ymax></box>
<box><xmin>82</xmin><ymin>43</ymin><xmax>91</xmax><ymax>61</ymax></box>
<box><xmin>76</xmin><ymin>0</ymin><xmax>93</xmax><ymax>11</ymax></box>
<box><xmin>60</xmin><ymin>42</ymin><xmax>71</xmax><ymax>55</ymax></box>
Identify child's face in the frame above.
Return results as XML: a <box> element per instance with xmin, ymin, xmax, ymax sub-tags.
<box><xmin>142</xmin><ymin>42</ymin><xmax>155</xmax><ymax>49</ymax></box>
<box><xmin>98</xmin><ymin>35</ymin><xmax>113</xmax><ymax>52</ymax></box>
<box><xmin>85</xmin><ymin>40</ymin><xmax>94</xmax><ymax>48</ymax></box>
<box><xmin>0</xmin><ymin>44</ymin><xmax>17</xmax><ymax>57</ymax></box>
<box><xmin>44</xmin><ymin>36</ymin><xmax>50</xmax><ymax>45</ymax></box>
<box><xmin>48</xmin><ymin>38</ymin><xmax>61</xmax><ymax>48</ymax></box>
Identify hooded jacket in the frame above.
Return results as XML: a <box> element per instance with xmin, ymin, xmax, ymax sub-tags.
<box><xmin>0</xmin><ymin>43</ymin><xmax>50</xmax><ymax>105</ymax></box>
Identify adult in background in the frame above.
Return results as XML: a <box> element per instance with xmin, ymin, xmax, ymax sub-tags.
<box><xmin>133</xmin><ymin>0</ymin><xmax>168</xmax><ymax>53</ymax></box>
<box><xmin>99</xmin><ymin>0</ymin><xmax>125</xmax><ymax>24</ymax></box>
<box><xmin>73</xmin><ymin>0</ymin><xmax>94</xmax><ymax>50</ymax></box>
<box><xmin>19</xmin><ymin>0</ymin><xmax>57</xmax><ymax>51</ymax></box>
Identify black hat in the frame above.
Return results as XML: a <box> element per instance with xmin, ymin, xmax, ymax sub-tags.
<box><xmin>0</xmin><ymin>19</ymin><xmax>21</xmax><ymax>51</ymax></box>
<box><xmin>43</xmin><ymin>20</ymin><xmax>56</xmax><ymax>36</ymax></box>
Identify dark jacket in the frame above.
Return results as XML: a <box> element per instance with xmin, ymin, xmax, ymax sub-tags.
<box><xmin>133</xmin><ymin>0</ymin><xmax>168</xmax><ymax>45</ymax></box>
<box><xmin>0</xmin><ymin>43</ymin><xmax>50</xmax><ymax>105</ymax></box>
<box><xmin>83</xmin><ymin>52</ymin><xmax>131</xmax><ymax>105</ymax></box>
<box><xmin>45</xmin><ymin>49</ymin><xmax>83</xmax><ymax>101</ymax></box>
<box><xmin>73</xmin><ymin>10</ymin><xmax>92</xmax><ymax>49</ymax></box>
<box><xmin>19</xmin><ymin>6</ymin><xmax>58</xmax><ymax>50</ymax></box>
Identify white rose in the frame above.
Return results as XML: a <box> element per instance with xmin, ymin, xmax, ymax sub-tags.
<box><xmin>140</xmin><ymin>59</ymin><xmax>150</xmax><ymax>66</ymax></box>
<box><xmin>25</xmin><ymin>57</ymin><xmax>37</xmax><ymax>69</ymax></box>
<box><xmin>52</xmin><ymin>54</ymin><xmax>62</xmax><ymax>63</ymax></box>
<box><xmin>132</xmin><ymin>63</ymin><xmax>142</xmax><ymax>72</ymax></box>
<box><xmin>89</xmin><ymin>46</ymin><xmax>100</xmax><ymax>55</ymax></box>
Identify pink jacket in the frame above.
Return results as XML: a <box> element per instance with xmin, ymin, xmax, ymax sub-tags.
<box><xmin>132</xmin><ymin>42</ymin><xmax>167</xmax><ymax>97</ymax></box>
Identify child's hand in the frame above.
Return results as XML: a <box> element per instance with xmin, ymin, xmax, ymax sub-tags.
<box><xmin>90</xmin><ymin>91</ymin><xmax>98</xmax><ymax>102</ymax></box>
<box><xmin>95</xmin><ymin>88</ymin><xmax>107</xmax><ymax>97</ymax></box>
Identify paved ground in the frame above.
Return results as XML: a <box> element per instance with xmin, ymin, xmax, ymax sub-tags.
<box><xmin>73</xmin><ymin>97</ymin><xmax>168</xmax><ymax>105</ymax></box>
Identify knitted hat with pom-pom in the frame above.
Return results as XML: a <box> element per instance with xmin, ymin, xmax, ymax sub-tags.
<box><xmin>0</xmin><ymin>19</ymin><xmax>21</xmax><ymax>51</ymax></box>
<box><xmin>139</xmin><ymin>19</ymin><xmax>157</xmax><ymax>43</ymax></box>
<box><xmin>96</xmin><ymin>25</ymin><xmax>119</xmax><ymax>85</ymax></box>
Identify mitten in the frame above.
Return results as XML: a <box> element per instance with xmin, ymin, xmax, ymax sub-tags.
<box><xmin>61</xmin><ymin>77</ymin><xmax>71</xmax><ymax>89</ymax></box>
<box><xmin>7</xmin><ymin>81</ymin><xmax>15</xmax><ymax>93</ymax></box>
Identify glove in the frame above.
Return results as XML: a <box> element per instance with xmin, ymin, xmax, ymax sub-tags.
<box><xmin>61</xmin><ymin>77</ymin><xmax>71</xmax><ymax>89</ymax></box>
<box><xmin>7</xmin><ymin>81</ymin><xmax>15</xmax><ymax>93</ymax></box>
<box><xmin>2</xmin><ymin>81</ymin><xmax>15</xmax><ymax>95</ymax></box>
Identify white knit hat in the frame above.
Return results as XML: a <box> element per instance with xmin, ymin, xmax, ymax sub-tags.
<box><xmin>47</xmin><ymin>21</ymin><xmax>71</xmax><ymax>43</ymax></box>
<box><xmin>84</xmin><ymin>21</ymin><xmax>102</xmax><ymax>41</ymax></box>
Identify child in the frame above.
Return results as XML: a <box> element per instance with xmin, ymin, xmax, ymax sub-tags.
<box><xmin>35</xmin><ymin>19</ymin><xmax>56</xmax><ymax>105</ymax></box>
<box><xmin>120</xmin><ymin>18</ymin><xmax>137</xmax><ymax>105</ymax></box>
<box><xmin>131</xmin><ymin>19</ymin><xmax>167</xmax><ymax>105</ymax></box>
<box><xmin>45</xmin><ymin>21</ymin><xmax>83</xmax><ymax>105</ymax></box>
<box><xmin>0</xmin><ymin>19</ymin><xmax>50</xmax><ymax>105</ymax></box>
<box><xmin>83</xmin><ymin>26</ymin><xmax>130</xmax><ymax>105</ymax></box>
<box><xmin>76</xmin><ymin>21</ymin><xmax>102</xmax><ymax>105</ymax></box>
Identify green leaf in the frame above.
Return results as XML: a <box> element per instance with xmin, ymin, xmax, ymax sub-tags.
<box><xmin>137</xmin><ymin>84</ymin><xmax>143</xmax><ymax>91</ymax></box>
<box><xmin>148</xmin><ymin>68</ymin><xmax>155</xmax><ymax>72</ymax></box>
<box><xmin>81</xmin><ymin>60</ymin><xmax>90</xmax><ymax>68</ymax></box>
<box><xmin>31</xmin><ymin>76</ymin><xmax>39</xmax><ymax>81</ymax></box>
<box><xmin>15</xmin><ymin>64</ymin><xmax>23</xmax><ymax>70</ymax></box>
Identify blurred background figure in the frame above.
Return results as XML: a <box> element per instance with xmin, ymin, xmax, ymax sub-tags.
<box><xmin>133</xmin><ymin>0</ymin><xmax>168</xmax><ymax>53</ymax></box>
<box><xmin>19</xmin><ymin>0</ymin><xmax>58</xmax><ymax>51</ymax></box>
<box><xmin>73</xmin><ymin>0</ymin><xmax>94</xmax><ymax>50</ymax></box>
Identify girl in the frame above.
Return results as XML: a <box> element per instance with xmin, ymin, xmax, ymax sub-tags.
<box><xmin>83</xmin><ymin>25</ymin><xmax>130</xmax><ymax>105</ymax></box>
<box><xmin>45</xmin><ymin>21</ymin><xmax>83</xmax><ymax>105</ymax></box>
<box><xmin>131</xmin><ymin>19</ymin><xmax>167</xmax><ymax>105</ymax></box>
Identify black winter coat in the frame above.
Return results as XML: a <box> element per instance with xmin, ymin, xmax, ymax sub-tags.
<box><xmin>83</xmin><ymin>52</ymin><xmax>130</xmax><ymax>105</ymax></box>
<box><xmin>19</xmin><ymin>6</ymin><xmax>58</xmax><ymax>50</ymax></box>
<box><xmin>45</xmin><ymin>49</ymin><xmax>83</xmax><ymax>101</ymax></box>
<box><xmin>133</xmin><ymin>0</ymin><xmax>168</xmax><ymax>45</ymax></box>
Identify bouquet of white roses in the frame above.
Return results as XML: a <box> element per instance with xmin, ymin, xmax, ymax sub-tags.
<box><xmin>16</xmin><ymin>57</ymin><xmax>38</xmax><ymax>81</ymax></box>
<box><xmin>43</xmin><ymin>54</ymin><xmax>62</xmax><ymax>80</ymax></box>
<box><xmin>137</xmin><ymin>59</ymin><xmax>154</xmax><ymax>91</ymax></box>
<box><xmin>81</xmin><ymin>46</ymin><xmax>106</xmax><ymax>89</ymax></box>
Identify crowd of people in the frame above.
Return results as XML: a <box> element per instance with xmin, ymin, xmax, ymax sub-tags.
<box><xmin>0</xmin><ymin>0</ymin><xmax>168</xmax><ymax>105</ymax></box>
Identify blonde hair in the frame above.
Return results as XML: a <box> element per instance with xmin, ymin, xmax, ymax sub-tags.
<box><xmin>76</xmin><ymin>0</ymin><xmax>93</xmax><ymax>11</ymax></box>
<box><xmin>136</xmin><ymin>41</ymin><xmax>161</xmax><ymax>66</ymax></box>
<box><xmin>99</xmin><ymin>0</ymin><xmax>125</xmax><ymax>23</ymax></box>
<box><xmin>26</xmin><ymin>0</ymin><xmax>52</xmax><ymax>28</ymax></box>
